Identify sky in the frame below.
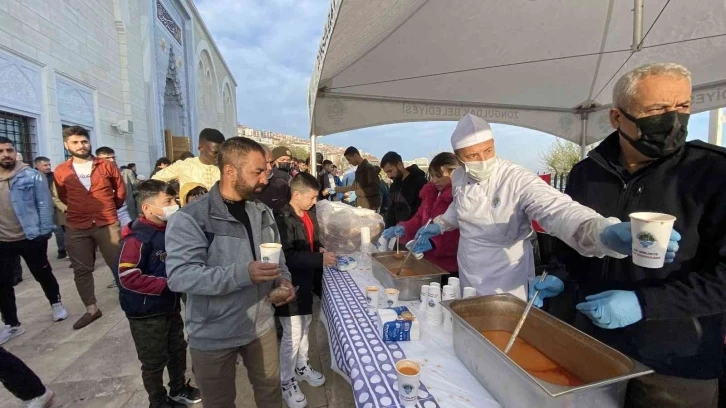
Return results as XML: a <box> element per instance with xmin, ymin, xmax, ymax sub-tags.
<box><xmin>196</xmin><ymin>0</ymin><xmax>716</xmax><ymax>173</ymax></box>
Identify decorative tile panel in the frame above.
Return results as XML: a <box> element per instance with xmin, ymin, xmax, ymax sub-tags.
<box><xmin>156</xmin><ymin>0</ymin><xmax>182</xmax><ymax>44</ymax></box>
<box><xmin>0</xmin><ymin>50</ymin><xmax>42</xmax><ymax>114</ymax></box>
<box><xmin>57</xmin><ymin>77</ymin><xmax>95</xmax><ymax>128</ymax></box>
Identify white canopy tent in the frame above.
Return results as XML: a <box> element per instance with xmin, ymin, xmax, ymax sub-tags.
<box><xmin>308</xmin><ymin>0</ymin><xmax>726</xmax><ymax>173</ymax></box>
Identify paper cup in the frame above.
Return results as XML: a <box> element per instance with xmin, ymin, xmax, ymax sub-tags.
<box><xmin>430</xmin><ymin>282</ymin><xmax>441</xmax><ymax>290</ymax></box>
<box><xmin>443</xmin><ymin>310</ymin><xmax>453</xmax><ymax>332</ymax></box>
<box><xmin>419</xmin><ymin>285</ymin><xmax>429</xmax><ymax>311</ymax></box>
<box><xmin>442</xmin><ymin>285</ymin><xmax>456</xmax><ymax>301</ymax></box>
<box><xmin>365</xmin><ymin>286</ymin><xmax>379</xmax><ymax>309</ymax></box>
<box><xmin>629</xmin><ymin>212</ymin><xmax>676</xmax><ymax>268</ymax></box>
<box><xmin>360</xmin><ymin>226</ymin><xmax>371</xmax><ymax>246</ymax></box>
<box><xmin>463</xmin><ymin>287</ymin><xmax>477</xmax><ymax>298</ymax></box>
<box><xmin>427</xmin><ymin>286</ymin><xmax>442</xmax><ymax>313</ymax></box>
<box><xmin>448</xmin><ymin>277</ymin><xmax>461</xmax><ymax>298</ymax></box>
<box><xmin>384</xmin><ymin>288</ymin><xmax>400</xmax><ymax>308</ymax></box>
<box><xmin>395</xmin><ymin>359</ymin><xmax>422</xmax><ymax>407</ymax></box>
<box><xmin>259</xmin><ymin>243</ymin><xmax>282</xmax><ymax>264</ymax></box>
<box><xmin>405</xmin><ymin>240</ymin><xmax>424</xmax><ymax>260</ymax></box>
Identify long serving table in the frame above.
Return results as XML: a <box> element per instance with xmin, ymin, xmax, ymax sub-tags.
<box><xmin>320</xmin><ymin>259</ymin><xmax>501</xmax><ymax>408</ymax></box>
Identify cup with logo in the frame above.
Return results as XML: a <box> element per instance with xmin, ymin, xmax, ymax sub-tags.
<box><xmin>384</xmin><ymin>288</ymin><xmax>400</xmax><ymax>308</ymax></box>
<box><xmin>395</xmin><ymin>359</ymin><xmax>422</xmax><ymax>407</ymax></box>
<box><xmin>259</xmin><ymin>243</ymin><xmax>282</xmax><ymax>264</ymax></box>
<box><xmin>365</xmin><ymin>286</ymin><xmax>380</xmax><ymax>309</ymax></box>
<box><xmin>629</xmin><ymin>212</ymin><xmax>676</xmax><ymax>268</ymax></box>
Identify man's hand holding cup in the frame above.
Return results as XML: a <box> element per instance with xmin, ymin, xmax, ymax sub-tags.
<box><xmin>249</xmin><ymin>261</ymin><xmax>281</xmax><ymax>284</ymax></box>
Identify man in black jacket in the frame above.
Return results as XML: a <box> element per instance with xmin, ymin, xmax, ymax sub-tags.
<box><xmin>380</xmin><ymin>151</ymin><xmax>428</xmax><ymax>228</ymax></box>
<box><xmin>542</xmin><ymin>63</ymin><xmax>726</xmax><ymax>407</ymax></box>
<box><xmin>253</xmin><ymin>145</ymin><xmax>291</xmax><ymax>211</ymax></box>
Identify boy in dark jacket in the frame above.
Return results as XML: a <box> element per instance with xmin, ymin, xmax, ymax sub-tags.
<box><xmin>112</xmin><ymin>180</ymin><xmax>200</xmax><ymax>408</ymax></box>
<box><xmin>275</xmin><ymin>173</ymin><xmax>337</xmax><ymax>408</ymax></box>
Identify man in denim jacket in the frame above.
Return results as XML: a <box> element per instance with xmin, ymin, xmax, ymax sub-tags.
<box><xmin>0</xmin><ymin>137</ymin><xmax>67</xmax><ymax>346</ymax></box>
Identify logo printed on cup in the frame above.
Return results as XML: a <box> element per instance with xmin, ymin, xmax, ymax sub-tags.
<box><xmin>637</xmin><ymin>231</ymin><xmax>656</xmax><ymax>248</ymax></box>
<box><xmin>629</xmin><ymin>212</ymin><xmax>676</xmax><ymax>269</ymax></box>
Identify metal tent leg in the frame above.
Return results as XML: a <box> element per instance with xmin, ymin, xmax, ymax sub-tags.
<box><xmin>310</xmin><ymin>134</ymin><xmax>318</xmax><ymax>177</ymax></box>
<box><xmin>580</xmin><ymin>114</ymin><xmax>589</xmax><ymax>159</ymax></box>
<box><xmin>709</xmin><ymin>108</ymin><xmax>723</xmax><ymax>147</ymax></box>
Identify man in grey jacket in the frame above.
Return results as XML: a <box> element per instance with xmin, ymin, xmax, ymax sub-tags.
<box><xmin>166</xmin><ymin>136</ymin><xmax>295</xmax><ymax>407</ymax></box>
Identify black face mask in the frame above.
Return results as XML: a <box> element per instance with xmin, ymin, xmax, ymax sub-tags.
<box><xmin>618</xmin><ymin>110</ymin><xmax>689</xmax><ymax>158</ymax></box>
<box><xmin>276</xmin><ymin>162</ymin><xmax>291</xmax><ymax>173</ymax></box>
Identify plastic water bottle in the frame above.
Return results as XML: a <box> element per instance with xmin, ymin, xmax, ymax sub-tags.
<box><xmin>358</xmin><ymin>243</ymin><xmax>372</xmax><ymax>272</ymax></box>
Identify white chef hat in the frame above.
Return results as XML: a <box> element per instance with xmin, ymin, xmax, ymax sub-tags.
<box><xmin>450</xmin><ymin>114</ymin><xmax>493</xmax><ymax>150</ymax></box>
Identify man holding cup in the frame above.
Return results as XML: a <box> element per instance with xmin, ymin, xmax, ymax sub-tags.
<box><xmin>542</xmin><ymin>63</ymin><xmax>726</xmax><ymax>407</ymax></box>
<box><xmin>166</xmin><ymin>137</ymin><xmax>295</xmax><ymax>407</ymax></box>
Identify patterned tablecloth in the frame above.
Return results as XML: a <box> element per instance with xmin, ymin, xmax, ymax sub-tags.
<box><xmin>321</xmin><ymin>260</ymin><xmax>501</xmax><ymax>408</ymax></box>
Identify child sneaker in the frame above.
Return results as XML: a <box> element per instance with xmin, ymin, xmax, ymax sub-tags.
<box><xmin>295</xmin><ymin>364</ymin><xmax>326</xmax><ymax>387</ymax></box>
<box><xmin>169</xmin><ymin>379</ymin><xmax>202</xmax><ymax>404</ymax></box>
<box><xmin>282</xmin><ymin>379</ymin><xmax>307</xmax><ymax>408</ymax></box>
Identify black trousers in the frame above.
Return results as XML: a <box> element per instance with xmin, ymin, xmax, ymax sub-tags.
<box><xmin>0</xmin><ymin>239</ymin><xmax>60</xmax><ymax>327</ymax></box>
<box><xmin>128</xmin><ymin>312</ymin><xmax>187</xmax><ymax>404</ymax></box>
<box><xmin>0</xmin><ymin>346</ymin><xmax>46</xmax><ymax>401</ymax></box>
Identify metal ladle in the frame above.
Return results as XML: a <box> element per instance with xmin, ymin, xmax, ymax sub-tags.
<box><xmin>396</xmin><ymin>218</ymin><xmax>433</xmax><ymax>276</ymax></box>
<box><xmin>504</xmin><ymin>272</ymin><xmax>548</xmax><ymax>355</ymax></box>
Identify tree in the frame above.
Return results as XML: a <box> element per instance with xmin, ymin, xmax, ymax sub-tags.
<box><xmin>539</xmin><ymin>139</ymin><xmax>592</xmax><ymax>174</ymax></box>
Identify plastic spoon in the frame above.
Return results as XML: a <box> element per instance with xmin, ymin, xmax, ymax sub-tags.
<box><xmin>503</xmin><ymin>272</ymin><xmax>548</xmax><ymax>355</ymax></box>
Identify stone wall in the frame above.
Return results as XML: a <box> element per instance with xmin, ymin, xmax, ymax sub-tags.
<box><xmin>0</xmin><ymin>0</ymin><xmax>236</xmax><ymax>175</ymax></box>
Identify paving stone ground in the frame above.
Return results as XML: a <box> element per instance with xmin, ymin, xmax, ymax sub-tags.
<box><xmin>0</xmin><ymin>240</ymin><xmax>355</xmax><ymax>408</ymax></box>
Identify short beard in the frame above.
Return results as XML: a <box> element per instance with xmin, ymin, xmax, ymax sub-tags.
<box><xmin>71</xmin><ymin>150</ymin><xmax>91</xmax><ymax>159</ymax></box>
<box><xmin>0</xmin><ymin>160</ymin><xmax>16</xmax><ymax>169</ymax></box>
<box><xmin>235</xmin><ymin>179</ymin><xmax>265</xmax><ymax>199</ymax></box>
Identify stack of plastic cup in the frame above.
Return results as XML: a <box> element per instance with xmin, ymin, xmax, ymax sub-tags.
<box><xmin>448</xmin><ymin>277</ymin><xmax>461</xmax><ymax>299</ymax></box>
<box><xmin>442</xmin><ymin>285</ymin><xmax>456</xmax><ymax>332</ymax></box>
<box><xmin>419</xmin><ymin>285</ymin><xmax>429</xmax><ymax>314</ymax></box>
<box><xmin>426</xmin><ymin>285</ymin><xmax>442</xmax><ymax>325</ymax></box>
<box><xmin>463</xmin><ymin>287</ymin><xmax>477</xmax><ymax>298</ymax></box>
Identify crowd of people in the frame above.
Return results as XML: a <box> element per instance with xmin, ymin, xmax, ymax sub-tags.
<box><xmin>0</xmin><ymin>61</ymin><xmax>724</xmax><ymax>408</ymax></box>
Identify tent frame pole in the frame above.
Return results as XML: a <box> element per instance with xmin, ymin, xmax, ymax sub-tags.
<box><xmin>310</xmin><ymin>133</ymin><xmax>318</xmax><ymax>177</ymax></box>
<box><xmin>580</xmin><ymin>113</ymin><xmax>589</xmax><ymax>159</ymax></box>
<box><xmin>709</xmin><ymin>108</ymin><xmax>724</xmax><ymax>147</ymax></box>
<box><xmin>631</xmin><ymin>0</ymin><xmax>644</xmax><ymax>52</ymax></box>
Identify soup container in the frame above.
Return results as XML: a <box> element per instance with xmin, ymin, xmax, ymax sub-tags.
<box><xmin>441</xmin><ymin>295</ymin><xmax>652</xmax><ymax>408</ymax></box>
<box><xmin>370</xmin><ymin>252</ymin><xmax>449</xmax><ymax>300</ymax></box>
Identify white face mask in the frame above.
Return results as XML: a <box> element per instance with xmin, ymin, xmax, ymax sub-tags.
<box><xmin>463</xmin><ymin>157</ymin><xmax>497</xmax><ymax>181</ymax></box>
<box><xmin>151</xmin><ymin>204</ymin><xmax>179</xmax><ymax>221</ymax></box>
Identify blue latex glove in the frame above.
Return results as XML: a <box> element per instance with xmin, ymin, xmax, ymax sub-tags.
<box><xmin>415</xmin><ymin>223</ymin><xmax>442</xmax><ymax>243</ymax></box>
<box><xmin>327</xmin><ymin>188</ymin><xmax>336</xmax><ymax>196</ymax></box>
<box><xmin>575</xmin><ymin>290</ymin><xmax>643</xmax><ymax>329</ymax></box>
<box><xmin>601</xmin><ymin>222</ymin><xmax>681</xmax><ymax>262</ymax></box>
<box><xmin>345</xmin><ymin>191</ymin><xmax>357</xmax><ymax>203</ymax></box>
<box><xmin>528</xmin><ymin>275</ymin><xmax>564</xmax><ymax>308</ymax></box>
<box><xmin>382</xmin><ymin>226</ymin><xmax>405</xmax><ymax>240</ymax></box>
<box><xmin>412</xmin><ymin>238</ymin><xmax>433</xmax><ymax>254</ymax></box>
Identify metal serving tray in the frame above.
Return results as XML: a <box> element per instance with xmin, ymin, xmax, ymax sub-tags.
<box><xmin>441</xmin><ymin>295</ymin><xmax>652</xmax><ymax>408</ymax></box>
<box><xmin>370</xmin><ymin>252</ymin><xmax>449</xmax><ymax>301</ymax></box>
